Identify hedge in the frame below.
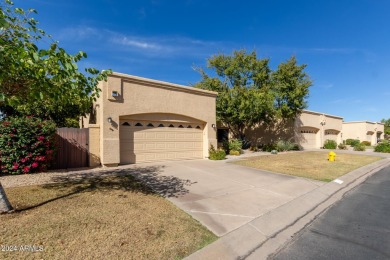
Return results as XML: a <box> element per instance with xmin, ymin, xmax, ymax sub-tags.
<box><xmin>0</xmin><ymin>117</ymin><xmax>57</xmax><ymax>174</ymax></box>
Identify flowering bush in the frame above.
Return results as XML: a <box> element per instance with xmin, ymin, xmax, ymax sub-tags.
<box><xmin>0</xmin><ymin>116</ymin><xmax>57</xmax><ymax>175</ymax></box>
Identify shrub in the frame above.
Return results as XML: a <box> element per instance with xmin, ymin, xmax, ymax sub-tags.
<box><xmin>338</xmin><ymin>143</ymin><xmax>348</xmax><ymax>150</ymax></box>
<box><xmin>229</xmin><ymin>150</ymin><xmax>240</xmax><ymax>156</ymax></box>
<box><xmin>249</xmin><ymin>146</ymin><xmax>259</xmax><ymax>152</ymax></box>
<box><xmin>353</xmin><ymin>143</ymin><xmax>366</xmax><ymax>151</ymax></box>
<box><xmin>276</xmin><ymin>140</ymin><xmax>299</xmax><ymax>152</ymax></box>
<box><xmin>374</xmin><ymin>140</ymin><xmax>390</xmax><ymax>153</ymax></box>
<box><xmin>262</xmin><ymin>143</ymin><xmax>277</xmax><ymax>152</ymax></box>
<box><xmin>222</xmin><ymin>140</ymin><xmax>230</xmax><ymax>153</ymax></box>
<box><xmin>361</xmin><ymin>141</ymin><xmax>371</xmax><ymax>146</ymax></box>
<box><xmin>346</xmin><ymin>139</ymin><xmax>360</xmax><ymax>147</ymax></box>
<box><xmin>228</xmin><ymin>139</ymin><xmax>243</xmax><ymax>152</ymax></box>
<box><xmin>323</xmin><ymin>139</ymin><xmax>337</xmax><ymax>149</ymax></box>
<box><xmin>209</xmin><ymin>145</ymin><xmax>226</xmax><ymax>160</ymax></box>
<box><xmin>0</xmin><ymin>116</ymin><xmax>57</xmax><ymax>174</ymax></box>
<box><xmin>240</xmin><ymin>138</ymin><xmax>251</xmax><ymax>150</ymax></box>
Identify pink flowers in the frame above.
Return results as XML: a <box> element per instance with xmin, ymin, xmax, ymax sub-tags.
<box><xmin>1</xmin><ymin>116</ymin><xmax>57</xmax><ymax>175</ymax></box>
<box><xmin>12</xmin><ymin>163</ymin><xmax>19</xmax><ymax>170</ymax></box>
<box><xmin>34</xmin><ymin>156</ymin><xmax>46</xmax><ymax>162</ymax></box>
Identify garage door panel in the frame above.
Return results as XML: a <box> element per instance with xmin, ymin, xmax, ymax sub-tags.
<box><xmin>120</xmin><ymin>120</ymin><xmax>204</xmax><ymax>163</ymax></box>
<box><xmin>130</xmin><ymin>141</ymin><xmax>203</xmax><ymax>152</ymax></box>
<box><xmin>325</xmin><ymin>135</ymin><xmax>338</xmax><ymax>142</ymax></box>
<box><xmin>299</xmin><ymin>127</ymin><xmax>319</xmax><ymax>149</ymax></box>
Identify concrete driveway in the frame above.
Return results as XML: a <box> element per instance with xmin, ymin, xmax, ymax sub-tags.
<box><xmin>123</xmin><ymin>158</ymin><xmax>324</xmax><ymax>236</ymax></box>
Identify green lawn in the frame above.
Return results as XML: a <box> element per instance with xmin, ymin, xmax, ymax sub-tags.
<box><xmin>234</xmin><ymin>151</ymin><xmax>382</xmax><ymax>182</ymax></box>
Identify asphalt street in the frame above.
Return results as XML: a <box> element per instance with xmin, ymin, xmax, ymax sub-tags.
<box><xmin>273</xmin><ymin>165</ymin><xmax>390</xmax><ymax>260</ymax></box>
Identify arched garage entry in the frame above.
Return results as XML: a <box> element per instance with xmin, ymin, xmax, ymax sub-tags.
<box><xmin>324</xmin><ymin>129</ymin><xmax>340</xmax><ymax>143</ymax></box>
<box><xmin>366</xmin><ymin>131</ymin><xmax>374</xmax><ymax>144</ymax></box>
<box><xmin>298</xmin><ymin>127</ymin><xmax>319</xmax><ymax>149</ymax></box>
<box><xmin>119</xmin><ymin>113</ymin><xmax>205</xmax><ymax>164</ymax></box>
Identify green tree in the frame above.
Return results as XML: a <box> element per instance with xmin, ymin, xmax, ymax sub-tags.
<box><xmin>271</xmin><ymin>56</ymin><xmax>311</xmax><ymax>119</ymax></box>
<box><xmin>194</xmin><ymin>49</ymin><xmax>311</xmax><ymax>139</ymax></box>
<box><xmin>0</xmin><ymin>1</ymin><xmax>110</xmax><ymax>212</ymax></box>
<box><xmin>0</xmin><ymin>0</ymin><xmax>110</xmax><ymax>126</ymax></box>
<box><xmin>381</xmin><ymin>118</ymin><xmax>390</xmax><ymax>135</ymax></box>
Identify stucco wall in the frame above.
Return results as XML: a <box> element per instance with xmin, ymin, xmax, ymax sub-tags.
<box><xmin>96</xmin><ymin>72</ymin><xmax>217</xmax><ymax>166</ymax></box>
<box><xmin>342</xmin><ymin>122</ymin><xmax>385</xmax><ymax>144</ymax></box>
<box><xmin>88</xmin><ymin>125</ymin><xmax>100</xmax><ymax>167</ymax></box>
<box><xmin>244</xmin><ymin>110</ymin><xmax>343</xmax><ymax>149</ymax></box>
<box><xmin>245</xmin><ymin>120</ymin><xmax>295</xmax><ymax>145</ymax></box>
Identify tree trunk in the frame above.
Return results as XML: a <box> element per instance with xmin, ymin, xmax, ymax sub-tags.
<box><xmin>0</xmin><ymin>181</ymin><xmax>13</xmax><ymax>213</ymax></box>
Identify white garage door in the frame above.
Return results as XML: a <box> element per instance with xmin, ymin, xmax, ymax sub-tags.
<box><xmin>299</xmin><ymin>128</ymin><xmax>318</xmax><ymax>149</ymax></box>
<box><xmin>120</xmin><ymin>120</ymin><xmax>204</xmax><ymax>164</ymax></box>
<box><xmin>325</xmin><ymin>130</ymin><xmax>339</xmax><ymax>143</ymax></box>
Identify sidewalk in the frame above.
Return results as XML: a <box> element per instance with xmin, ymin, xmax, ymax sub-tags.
<box><xmin>186</xmin><ymin>157</ymin><xmax>390</xmax><ymax>260</ymax></box>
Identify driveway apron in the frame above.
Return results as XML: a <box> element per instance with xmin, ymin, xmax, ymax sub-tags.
<box><xmin>132</xmin><ymin>159</ymin><xmax>324</xmax><ymax>236</ymax></box>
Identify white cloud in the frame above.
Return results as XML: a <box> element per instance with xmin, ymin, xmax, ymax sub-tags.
<box><xmin>56</xmin><ymin>25</ymin><xmax>221</xmax><ymax>58</ymax></box>
<box><xmin>112</xmin><ymin>36</ymin><xmax>162</xmax><ymax>50</ymax></box>
<box><xmin>332</xmin><ymin>98</ymin><xmax>362</xmax><ymax>104</ymax></box>
<box><xmin>308</xmin><ymin>48</ymin><xmax>357</xmax><ymax>54</ymax></box>
<box><xmin>57</xmin><ymin>26</ymin><xmax>101</xmax><ymax>41</ymax></box>
<box><xmin>321</xmin><ymin>83</ymin><xmax>334</xmax><ymax>90</ymax></box>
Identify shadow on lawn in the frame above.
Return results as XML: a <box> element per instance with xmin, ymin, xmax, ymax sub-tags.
<box><xmin>15</xmin><ymin>165</ymin><xmax>196</xmax><ymax>212</ymax></box>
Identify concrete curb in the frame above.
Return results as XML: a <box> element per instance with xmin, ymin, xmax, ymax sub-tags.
<box><xmin>185</xmin><ymin>158</ymin><xmax>390</xmax><ymax>260</ymax></box>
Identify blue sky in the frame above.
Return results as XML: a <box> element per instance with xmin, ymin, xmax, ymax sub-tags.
<box><xmin>15</xmin><ymin>0</ymin><xmax>390</xmax><ymax>122</ymax></box>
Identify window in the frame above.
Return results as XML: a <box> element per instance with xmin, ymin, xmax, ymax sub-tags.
<box><xmin>168</xmin><ymin>124</ymin><xmax>174</xmax><ymax>128</ymax></box>
<box><xmin>135</xmin><ymin>122</ymin><xmax>143</xmax><ymax>127</ymax></box>
<box><xmin>178</xmin><ymin>125</ymin><xmax>184</xmax><ymax>128</ymax></box>
<box><xmin>147</xmin><ymin>123</ymin><xmax>154</xmax><ymax>127</ymax></box>
<box><xmin>158</xmin><ymin>124</ymin><xmax>164</xmax><ymax>127</ymax></box>
<box><xmin>187</xmin><ymin>125</ymin><xmax>192</xmax><ymax>128</ymax></box>
<box><xmin>196</xmin><ymin>126</ymin><xmax>201</xmax><ymax>129</ymax></box>
<box><xmin>122</xmin><ymin>122</ymin><xmax>130</xmax><ymax>126</ymax></box>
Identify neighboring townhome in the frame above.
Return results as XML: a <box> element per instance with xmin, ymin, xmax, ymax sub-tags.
<box><xmin>241</xmin><ymin>110</ymin><xmax>343</xmax><ymax>150</ymax></box>
<box><xmin>296</xmin><ymin>110</ymin><xmax>343</xmax><ymax>149</ymax></box>
<box><xmin>342</xmin><ymin>121</ymin><xmax>384</xmax><ymax>145</ymax></box>
<box><xmin>82</xmin><ymin>72</ymin><xmax>218</xmax><ymax>167</ymax></box>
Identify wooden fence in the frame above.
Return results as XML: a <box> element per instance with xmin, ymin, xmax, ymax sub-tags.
<box><xmin>51</xmin><ymin>128</ymin><xmax>89</xmax><ymax>169</ymax></box>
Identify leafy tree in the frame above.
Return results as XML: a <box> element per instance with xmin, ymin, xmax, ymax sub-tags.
<box><xmin>0</xmin><ymin>1</ymin><xmax>110</xmax><ymax>212</ymax></box>
<box><xmin>0</xmin><ymin>0</ymin><xmax>110</xmax><ymax>126</ymax></box>
<box><xmin>272</xmin><ymin>56</ymin><xmax>311</xmax><ymax>119</ymax></box>
<box><xmin>381</xmin><ymin>118</ymin><xmax>390</xmax><ymax>136</ymax></box>
<box><xmin>194</xmin><ymin>49</ymin><xmax>312</xmax><ymax>139</ymax></box>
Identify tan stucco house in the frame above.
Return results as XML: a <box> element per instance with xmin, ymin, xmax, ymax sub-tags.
<box><xmin>82</xmin><ymin>72</ymin><xmax>217</xmax><ymax>167</ymax></box>
<box><xmin>240</xmin><ymin>110</ymin><xmax>343</xmax><ymax>149</ymax></box>
<box><xmin>342</xmin><ymin>121</ymin><xmax>384</xmax><ymax>145</ymax></box>
<box><xmin>81</xmin><ymin>72</ymin><xmax>383</xmax><ymax>167</ymax></box>
<box><xmin>296</xmin><ymin>110</ymin><xmax>343</xmax><ymax>149</ymax></box>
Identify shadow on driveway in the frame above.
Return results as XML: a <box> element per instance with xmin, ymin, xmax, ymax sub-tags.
<box><xmin>11</xmin><ymin>165</ymin><xmax>196</xmax><ymax>212</ymax></box>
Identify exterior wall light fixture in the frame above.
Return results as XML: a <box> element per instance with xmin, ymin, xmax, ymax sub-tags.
<box><xmin>107</xmin><ymin>117</ymin><xmax>112</xmax><ymax>123</ymax></box>
<box><xmin>211</xmin><ymin>124</ymin><xmax>216</xmax><ymax>129</ymax></box>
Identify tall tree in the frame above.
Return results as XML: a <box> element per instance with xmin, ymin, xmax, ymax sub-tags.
<box><xmin>194</xmin><ymin>49</ymin><xmax>312</xmax><ymax>139</ymax></box>
<box><xmin>380</xmin><ymin>118</ymin><xmax>390</xmax><ymax>136</ymax></box>
<box><xmin>0</xmin><ymin>1</ymin><xmax>110</xmax><ymax>213</ymax></box>
<box><xmin>271</xmin><ymin>56</ymin><xmax>311</xmax><ymax>120</ymax></box>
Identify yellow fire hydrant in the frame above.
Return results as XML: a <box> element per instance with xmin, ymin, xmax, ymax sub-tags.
<box><xmin>328</xmin><ymin>151</ymin><xmax>336</xmax><ymax>161</ymax></box>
